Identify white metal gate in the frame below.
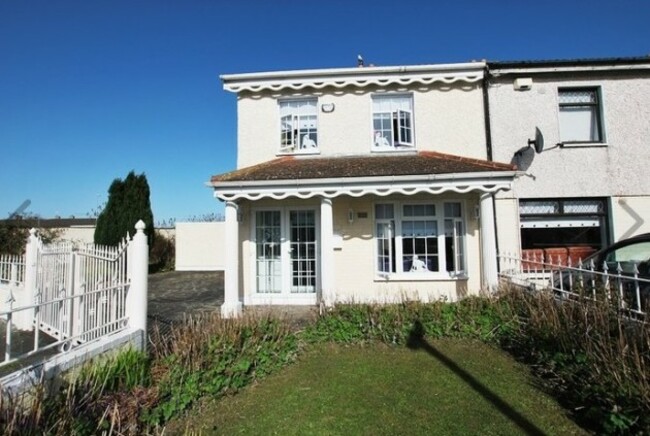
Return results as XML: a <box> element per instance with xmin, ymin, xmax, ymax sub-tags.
<box><xmin>35</xmin><ymin>239</ymin><xmax>131</xmax><ymax>345</ymax></box>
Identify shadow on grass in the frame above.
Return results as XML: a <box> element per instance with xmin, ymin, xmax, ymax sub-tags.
<box><xmin>407</xmin><ymin>320</ymin><xmax>546</xmax><ymax>436</ymax></box>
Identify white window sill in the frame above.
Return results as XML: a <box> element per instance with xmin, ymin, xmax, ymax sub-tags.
<box><xmin>560</xmin><ymin>142</ymin><xmax>608</xmax><ymax>148</ymax></box>
<box><xmin>277</xmin><ymin>150</ymin><xmax>321</xmax><ymax>156</ymax></box>
<box><xmin>371</xmin><ymin>147</ymin><xmax>417</xmax><ymax>154</ymax></box>
<box><xmin>374</xmin><ymin>272</ymin><xmax>468</xmax><ymax>282</ymax></box>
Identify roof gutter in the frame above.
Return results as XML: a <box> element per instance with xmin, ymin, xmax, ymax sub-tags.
<box><xmin>490</xmin><ymin>64</ymin><xmax>650</xmax><ymax>77</ymax></box>
<box><xmin>220</xmin><ymin>62</ymin><xmax>486</xmax><ymax>83</ymax></box>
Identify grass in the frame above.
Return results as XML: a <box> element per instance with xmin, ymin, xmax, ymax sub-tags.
<box><xmin>168</xmin><ymin>340</ymin><xmax>586</xmax><ymax>435</ymax></box>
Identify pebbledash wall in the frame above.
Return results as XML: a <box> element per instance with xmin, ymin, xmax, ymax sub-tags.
<box><xmin>175</xmin><ymin>222</ymin><xmax>225</xmax><ymax>271</ymax></box>
<box><xmin>488</xmin><ymin>68</ymin><xmax>650</xmax><ymax>254</ymax></box>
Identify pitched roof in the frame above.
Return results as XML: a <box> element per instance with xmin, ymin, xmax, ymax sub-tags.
<box><xmin>211</xmin><ymin>151</ymin><xmax>515</xmax><ymax>184</ymax></box>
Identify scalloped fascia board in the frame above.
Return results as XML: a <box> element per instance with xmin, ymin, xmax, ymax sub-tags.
<box><xmin>221</xmin><ymin>62</ymin><xmax>486</xmax><ymax>93</ymax></box>
<box><xmin>210</xmin><ymin>171</ymin><xmax>517</xmax><ymax>201</ymax></box>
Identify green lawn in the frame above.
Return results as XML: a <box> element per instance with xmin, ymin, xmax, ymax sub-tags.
<box><xmin>169</xmin><ymin>340</ymin><xmax>586</xmax><ymax>435</ymax></box>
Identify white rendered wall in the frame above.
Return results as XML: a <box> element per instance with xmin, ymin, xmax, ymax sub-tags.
<box><xmin>236</xmin><ymin>83</ymin><xmax>488</xmax><ymax>169</ymax></box>
<box><xmin>494</xmin><ymin>197</ymin><xmax>521</xmax><ymax>255</ymax></box>
<box><xmin>237</xmin><ymin>194</ymin><xmax>484</xmax><ymax>305</ymax></box>
<box><xmin>175</xmin><ymin>222</ymin><xmax>225</xmax><ymax>271</ymax></box>
<box><xmin>57</xmin><ymin>226</ymin><xmax>95</xmax><ymax>245</ymax></box>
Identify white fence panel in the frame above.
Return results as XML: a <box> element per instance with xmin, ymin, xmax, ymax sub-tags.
<box><xmin>499</xmin><ymin>251</ymin><xmax>650</xmax><ymax>318</ymax></box>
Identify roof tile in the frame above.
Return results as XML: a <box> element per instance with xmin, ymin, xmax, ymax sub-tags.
<box><xmin>211</xmin><ymin>151</ymin><xmax>515</xmax><ymax>183</ymax></box>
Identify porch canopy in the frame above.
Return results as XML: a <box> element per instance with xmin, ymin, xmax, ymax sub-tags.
<box><xmin>209</xmin><ymin>151</ymin><xmax>517</xmax><ymax>316</ymax></box>
<box><xmin>210</xmin><ymin>151</ymin><xmax>516</xmax><ymax>200</ymax></box>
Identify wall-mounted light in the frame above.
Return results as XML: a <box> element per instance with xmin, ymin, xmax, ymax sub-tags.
<box><xmin>321</xmin><ymin>103</ymin><xmax>335</xmax><ymax>113</ymax></box>
<box><xmin>348</xmin><ymin>209</ymin><xmax>355</xmax><ymax>224</ymax></box>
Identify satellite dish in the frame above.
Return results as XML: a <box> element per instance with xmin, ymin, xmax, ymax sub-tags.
<box><xmin>527</xmin><ymin>127</ymin><xmax>544</xmax><ymax>154</ymax></box>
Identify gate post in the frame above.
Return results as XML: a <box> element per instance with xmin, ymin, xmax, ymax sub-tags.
<box><xmin>126</xmin><ymin>220</ymin><xmax>148</xmax><ymax>351</ymax></box>
<box><xmin>17</xmin><ymin>229</ymin><xmax>39</xmax><ymax>331</ymax></box>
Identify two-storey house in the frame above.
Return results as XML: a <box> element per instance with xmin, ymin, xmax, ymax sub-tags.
<box><xmin>210</xmin><ymin>63</ymin><xmax>517</xmax><ymax>316</ymax></box>
<box><xmin>487</xmin><ymin>57</ymin><xmax>650</xmax><ymax>265</ymax></box>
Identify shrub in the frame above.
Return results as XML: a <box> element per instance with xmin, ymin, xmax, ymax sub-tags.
<box><xmin>304</xmin><ymin>297</ymin><xmax>513</xmax><ymax>345</ymax></box>
<box><xmin>149</xmin><ymin>234</ymin><xmax>175</xmax><ymax>273</ymax></box>
<box><xmin>144</xmin><ymin>313</ymin><xmax>300</xmax><ymax>426</ymax></box>
<box><xmin>496</xmin><ymin>287</ymin><xmax>650</xmax><ymax>434</ymax></box>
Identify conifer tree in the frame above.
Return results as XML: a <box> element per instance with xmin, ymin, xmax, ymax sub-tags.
<box><xmin>94</xmin><ymin>171</ymin><xmax>155</xmax><ymax>247</ymax></box>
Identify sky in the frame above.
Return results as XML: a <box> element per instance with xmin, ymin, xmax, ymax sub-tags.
<box><xmin>1</xmin><ymin>0</ymin><xmax>648</xmax><ymax>224</ymax></box>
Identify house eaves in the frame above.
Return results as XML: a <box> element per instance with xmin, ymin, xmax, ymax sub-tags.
<box><xmin>220</xmin><ymin>62</ymin><xmax>486</xmax><ymax>93</ymax></box>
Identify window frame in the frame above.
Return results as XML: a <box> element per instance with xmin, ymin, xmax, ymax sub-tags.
<box><xmin>519</xmin><ymin>197</ymin><xmax>610</xmax><ymax>253</ymax></box>
<box><xmin>557</xmin><ymin>87</ymin><xmax>606</xmax><ymax>146</ymax></box>
<box><xmin>278</xmin><ymin>97</ymin><xmax>320</xmax><ymax>155</ymax></box>
<box><xmin>373</xmin><ymin>200</ymin><xmax>468</xmax><ymax>280</ymax></box>
<box><xmin>371</xmin><ymin>93</ymin><xmax>415</xmax><ymax>152</ymax></box>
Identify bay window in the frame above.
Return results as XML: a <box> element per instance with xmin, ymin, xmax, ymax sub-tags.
<box><xmin>375</xmin><ymin>201</ymin><xmax>466</xmax><ymax>276</ymax></box>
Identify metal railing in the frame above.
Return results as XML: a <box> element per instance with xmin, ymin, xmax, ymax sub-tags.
<box><xmin>0</xmin><ymin>284</ymin><xmax>129</xmax><ymax>365</ymax></box>
<box><xmin>499</xmin><ymin>251</ymin><xmax>650</xmax><ymax>317</ymax></box>
<box><xmin>0</xmin><ymin>221</ymin><xmax>149</xmax><ymax>370</ymax></box>
<box><xmin>0</xmin><ymin>254</ymin><xmax>25</xmax><ymax>285</ymax></box>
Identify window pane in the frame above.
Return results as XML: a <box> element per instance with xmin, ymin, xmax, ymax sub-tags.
<box><xmin>564</xmin><ymin>200</ymin><xmax>604</xmax><ymax>214</ymax></box>
<box><xmin>280</xmin><ymin>99</ymin><xmax>318</xmax><ymax>151</ymax></box>
<box><xmin>519</xmin><ymin>200</ymin><xmax>560</xmax><ymax>215</ymax></box>
<box><xmin>559</xmin><ymin>106</ymin><xmax>599</xmax><ymax>142</ymax></box>
<box><xmin>376</xmin><ymin>221</ymin><xmax>394</xmax><ymax>273</ymax></box>
<box><xmin>559</xmin><ymin>90</ymin><xmax>596</xmax><ymax>104</ymax></box>
<box><xmin>444</xmin><ymin>203</ymin><xmax>461</xmax><ymax>218</ymax></box>
<box><xmin>372</xmin><ymin>95</ymin><xmax>413</xmax><ymax>148</ymax></box>
<box><xmin>376</xmin><ymin>204</ymin><xmax>394</xmax><ymax>219</ymax></box>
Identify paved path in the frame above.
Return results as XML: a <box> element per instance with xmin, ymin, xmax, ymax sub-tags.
<box><xmin>148</xmin><ymin>271</ymin><xmax>224</xmax><ymax>323</ymax></box>
<box><xmin>147</xmin><ymin>271</ymin><xmax>318</xmax><ymax>331</ymax></box>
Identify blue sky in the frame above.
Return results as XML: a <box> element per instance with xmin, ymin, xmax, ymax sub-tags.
<box><xmin>1</xmin><ymin>0</ymin><xmax>648</xmax><ymax>223</ymax></box>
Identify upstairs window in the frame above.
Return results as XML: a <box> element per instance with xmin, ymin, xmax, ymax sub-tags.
<box><xmin>372</xmin><ymin>95</ymin><xmax>414</xmax><ymax>150</ymax></box>
<box><xmin>558</xmin><ymin>88</ymin><xmax>604</xmax><ymax>143</ymax></box>
<box><xmin>279</xmin><ymin>99</ymin><xmax>318</xmax><ymax>153</ymax></box>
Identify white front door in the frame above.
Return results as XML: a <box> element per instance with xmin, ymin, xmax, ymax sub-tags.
<box><xmin>252</xmin><ymin>208</ymin><xmax>318</xmax><ymax>304</ymax></box>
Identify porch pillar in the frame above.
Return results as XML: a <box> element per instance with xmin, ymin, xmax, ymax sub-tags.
<box><xmin>222</xmin><ymin>201</ymin><xmax>243</xmax><ymax>318</ymax></box>
<box><xmin>479</xmin><ymin>193</ymin><xmax>499</xmax><ymax>291</ymax></box>
<box><xmin>320</xmin><ymin>197</ymin><xmax>334</xmax><ymax>306</ymax></box>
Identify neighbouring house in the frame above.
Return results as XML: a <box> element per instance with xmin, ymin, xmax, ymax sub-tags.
<box><xmin>0</xmin><ymin>217</ymin><xmax>97</xmax><ymax>245</ymax></box>
<box><xmin>210</xmin><ymin>62</ymin><xmax>519</xmax><ymax>316</ymax></box>
<box><xmin>0</xmin><ymin>217</ymin><xmax>176</xmax><ymax>247</ymax></box>
<box><xmin>487</xmin><ymin>57</ymin><xmax>650</xmax><ymax>265</ymax></box>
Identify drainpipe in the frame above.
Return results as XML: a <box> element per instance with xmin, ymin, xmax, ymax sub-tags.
<box><xmin>482</xmin><ymin>66</ymin><xmax>493</xmax><ymax>162</ymax></box>
<box><xmin>482</xmin><ymin>65</ymin><xmax>501</xmax><ymax>271</ymax></box>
